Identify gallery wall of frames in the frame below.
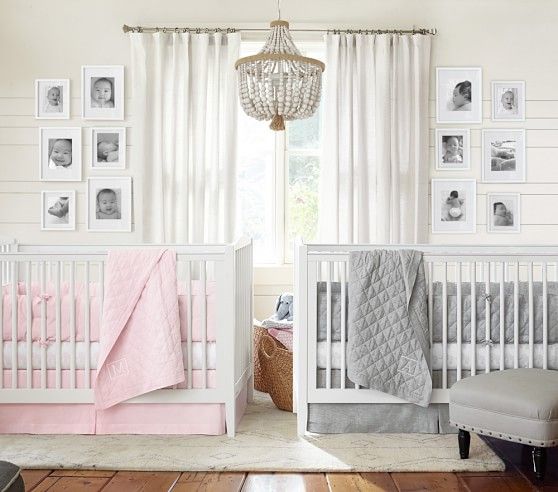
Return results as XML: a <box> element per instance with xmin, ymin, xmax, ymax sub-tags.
<box><xmin>36</xmin><ymin>67</ymin><xmax>131</xmax><ymax>233</ymax></box>
<box><xmin>433</xmin><ymin>69</ymin><xmax>526</xmax><ymax>235</ymax></box>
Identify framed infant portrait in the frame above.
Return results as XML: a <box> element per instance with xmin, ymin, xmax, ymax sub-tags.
<box><xmin>39</xmin><ymin>127</ymin><xmax>82</xmax><ymax>181</ymax></box>
<box><xmin>436</xmin><ymin>67</ymin><xmax>482</xmax><ymax>124</ymax></box>
<box><xmin>81</xmin><ymin>66</ymin><xmax>124</xmax><ymax>120</ymax></box>
<box><xmin>87</xmin><ymin>177</ymin><xmax>132</xmax><ymax>232</ymax></box>
<box><xmin>431</xmin><ymin>179</ymin><xmax>476</xmax><ymax>234</ymax></box>
<box><xmin>487</xmin><ymin>193</ymin><xmax>520</xmax><ymax>234</ymax></box>
<box><xmin>41</xmin><ymin>190</ymin><xmax>76</xmax><ymax>231</ymax></box>
<box><xmin>492</xmin><ymin>81</ymin><xmax>525</xmax><ymax>122</ymax></box>
<box><xmin>482</xmin><ymin>129</ymin><xmax>526</xmax><ymax>183</ymax></box>
<box><xmin>35</xmin><ymin>79</ymin><xmax>70</xmax><ymax>119</ymax></box>
<box><xmin>435</xmin><ymin>128</ymin><xmax>470</xmax><ymax>171</ymax></box>
<box><xmin>90</xmin><ymin>128</ymin><xmax>126</xmax><ymax>169</ymax></box>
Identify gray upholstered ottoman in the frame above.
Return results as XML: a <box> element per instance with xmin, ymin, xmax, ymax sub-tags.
<box><xmin>0</xmin><ymin>461</ymin><xmax>24</xmax><ymax>492</ymax></box>
<box><xmin>449</xmin><ymin>368</ymin><xmax>558</xmax><ymax>480</ymax></box>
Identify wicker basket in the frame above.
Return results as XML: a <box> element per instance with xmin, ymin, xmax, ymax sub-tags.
<box><xmin>253</xmin><ymin>325</ymin><xmax>287</xmax><ymax>393</ymax></box>
<box><xmin>258</xmin><ymin>334</ymin><xmax>293</xmax><ymax>412</ymax></box>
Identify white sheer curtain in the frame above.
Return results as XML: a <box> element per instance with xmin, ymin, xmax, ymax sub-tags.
<box><xmin>318</xmin><ymin>33</ymin><xmax>431</xmax><ymax>244</ymax></box>
<box><xmin>130</xmin><ymin>32</ymin><xmax>240</xmax><ymax>243</ymax></box>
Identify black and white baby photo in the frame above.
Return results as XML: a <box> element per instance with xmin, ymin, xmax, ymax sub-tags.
<box><xmin>490</xmin><ymin>139</ymin><xmax>516</xmax><ymax>172</ymax></box>
<box><xmin>447</xmin><ymin>80</ymin><xmax>471</xmax><ymax>112</ymax></box>
<box><xmin>491</xmin><ymin>199</ymin><xmax>514</xmax><ymax>227</ymax></box>
<box><xmin>441</xmin><ymin>189</ymin><xmax>466</xmax><ymax>222</ymax></box>
<box><xmin>41</xmin><ymin>84</ymin><xmax>63</xmax><ymax>114</ymax></box>
<box><xmin>39</xmin><ymin>127</ymin><xmax>81</xmax><ymax>181</ymax></box>
<box><xmin>35</xmin><ymin>79</ymin><xmax>69</xmax><ymax>119</ymax></box>
<box><xmin>496</xmin><ymin>87</ymin><xmax>518</xmax><ymax>116</ymax></box>
<box><xmin>95</xmin><ymin>188</ymin><xmax>122</xmax><ymax>220</ymax></box>
<box><xmin>48</xmin><ymin>138</ymin><xmax>73</xmax><ymax>170</ymax></box>
<box><xmin>96</xmin><ymin>133</ymin><xmax>119</xmax><ymax>163</ymax></box>
<box><xmin>441</xmin><ymin>135</ymin><xmax>464</xmax><ymax>163</ymax></box>
<box><xmin>42</xmin><ymin>191</ymin><xmax>75</xmax><ymax>230</ymax></box>
<box><xmin>487</xmin><ymin>193</ymin><xmax>520</xmax><ymax>233</ymax></box>
<box><xmin>46</xmin><ymin>195</ymin><xmax>70</xmax><ymax>225</ymax></box>
<box><xmin>91</xmin><ymin>77</ymin><xmax>115</xmax><ymax>109</ymax></box>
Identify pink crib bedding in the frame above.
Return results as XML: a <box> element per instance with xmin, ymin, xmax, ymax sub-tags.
<box><xmin>0</xmin><ymin>384</ymin><xmax>248</xmax><ymax>435</ymax></box>
<box><xmin>1</xmin><ymin>281</ymin><xmax>216</xmax><ymax>343</ymax></box>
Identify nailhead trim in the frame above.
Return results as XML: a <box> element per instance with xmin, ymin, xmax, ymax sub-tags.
<box><xmin>449</xmin><ymin>421</ymin><xmax>557</xmax><ymax>448</ymax></box>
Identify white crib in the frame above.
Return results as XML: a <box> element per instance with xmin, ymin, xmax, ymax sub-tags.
<box><xmin>294</xmin><ymin>242</ymin><xmax>558</xmax><ymax>435</ymax></box>
<box><xmin>0</xmin><ymin>238</ymin><xmax>253</xmax><ymax>437</ymax></box>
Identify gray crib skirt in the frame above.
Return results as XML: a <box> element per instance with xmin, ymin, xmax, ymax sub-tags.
<box><xmin>309</xmin><ymin>369</ymin><xmax>456</xmax><ymax>434</ymax></box>
<box><xmin>308</xmin><ymin>402</ymin><xmax>454</xmax><ymax>434</ymax></box>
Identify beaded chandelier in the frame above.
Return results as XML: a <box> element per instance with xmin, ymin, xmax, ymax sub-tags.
<box><xmin>235</xmin><ymin>20</ymin><xmax>325</xmax><ymax>131</ymax></box>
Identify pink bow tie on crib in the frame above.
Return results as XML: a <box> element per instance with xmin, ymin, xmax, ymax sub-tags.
<box><xmin>33</xmin><ymin>294</ymin><xmax>51</xmax><ymax>304</ymax></box>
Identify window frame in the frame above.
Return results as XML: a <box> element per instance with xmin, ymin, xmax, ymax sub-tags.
<box><xmin>239</xmin><ymin>39</ymin><xmax>325</xmax><ymax>267</ymax></box>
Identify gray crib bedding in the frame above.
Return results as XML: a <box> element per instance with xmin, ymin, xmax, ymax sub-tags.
<box><xmin>309</xmin><ymin>369</ymin><xmax>456</xmax><ymax>434</ymax></box>
<box><xmin>317</xmin><ymin>281</ymin><xmax>558</xmax><ymax>344</ymax></box>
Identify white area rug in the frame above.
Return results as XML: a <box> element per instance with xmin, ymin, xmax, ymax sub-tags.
<box><xmin>0</xmin><ymin>394</ymin><xmax>504</xmax><ymax>472</ymax></box>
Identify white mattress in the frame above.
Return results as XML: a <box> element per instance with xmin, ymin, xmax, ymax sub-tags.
<box><xmin>2</xmin><ymin>342</ymin><xmax>216</xmax><ymax>371</ymax></box>
<box><xmin>316</xmin><ymin>341</ymin><xmax>558</xmax><ymax>371</ymax></box>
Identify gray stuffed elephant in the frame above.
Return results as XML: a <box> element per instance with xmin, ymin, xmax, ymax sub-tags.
<box><xmin>275</xmin><ymin>293</ymin><xmax>294</xmax><ymax>322</ymax></box>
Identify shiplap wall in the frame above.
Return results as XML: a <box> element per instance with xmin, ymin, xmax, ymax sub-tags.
<box><xmin>1</xmin><ymin>0</ymin><xmax>557</xmax><ymax>319</ymax></box>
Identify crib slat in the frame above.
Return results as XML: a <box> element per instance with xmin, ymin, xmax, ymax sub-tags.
<box><xmin>25</xmin><ymin>262</ymin><xmax>32</xmax><ymax>388</ymax></box>
<box><xmin>10</xmin><ymin>261</ymin><xmax>17</xmax><ymax>389</ymax></box>
<box><xmin>326</xmin><ymin>262</ymin><xmax>332</xmax><ymax>390</ymax></box>
<box><xmin>456</xmin><ymin>262</ymin><xmax>462</xmax><ymax>382</ymax></box>
<box><xmin>470</xmin><ymin>262</ymin><xmax>476</xmax><ymax>377</ymax></box>
<box><xmin>54</xmin><ymin>262</ymin><xmax>61</xmax><ymax>389</ymax></box>
<box><xmin>528</xmin><ymin>262</ymin><xmax>534</xmax><ymax>368</ymax></box>
<box><xmin>442</xmin><ymin>262</ymin><xmax>448</xmax><ymax>389</ymax></box>
<box><xmin>40</xmin><ymin>262</ymin><xmax>47</xmax><ymax>389</ymax></box>
<box><xmin>543</xmin><ymin>262</ymin><xmax>548</xmax><ymax>369</ymax></box>
<box><xmin>340</xmin><ymin>260</ymin><xmax>346</xmax><ymax>390</ymax></box>
<box><xmin>484</xmin><ymin>262</ymin><xmax>490</xmax><ymax>374</ymax></box>
<box><xmin>499</xmin><ymin>262</ymin><xmax>505</xmax><ymax>371</ymax></box>
<box><xmin>186</xmin><ymin>261</ymin><xmax>193</xmax><ymax>389</ymax></box>
<box><xmin>69</xmin><ymin>261</ymin><xmax>76</xmax><ymax>389</ymax></box>
<box><xmin>427</xmin><ymin>262</ymin><xmax>433</xmax><ymax>374</ymax></box>
<box><xmin>514</xmin><ymin>262</ymin><xmax>519</xmax><ymax>369</ymax></box>
<box><xmin>84</xmin><ymin>261</ymin><xmax>90</xmax><ymax>389</ymax></box>
<box><xmin>201</xmin><ymin>260</ymin><xmax>207</xmax><ymax>390</ymax></box>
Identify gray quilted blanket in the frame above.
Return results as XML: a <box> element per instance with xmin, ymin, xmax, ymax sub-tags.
<box><xmin>347</xmin><ymin>250</ymin><xmax>432</xmax><ymax>407</ymax></box>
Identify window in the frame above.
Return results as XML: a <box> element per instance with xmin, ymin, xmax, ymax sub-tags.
<box><xmin>236</xmin><ymin>42</ymin><xmax>324</xmax><ymax>265</ymax></box>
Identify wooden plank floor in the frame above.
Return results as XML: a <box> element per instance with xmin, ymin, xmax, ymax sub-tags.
<box><xmin>20</xmin><ymin>439</ymin><xmax>558</xmax><ymax>491</ymax></box>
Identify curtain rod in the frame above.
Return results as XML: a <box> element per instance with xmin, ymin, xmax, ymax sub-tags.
<box><xmin>122</xmin><ymin>24</ymin><xmax>437</xmax><ymax>35</ymax></box>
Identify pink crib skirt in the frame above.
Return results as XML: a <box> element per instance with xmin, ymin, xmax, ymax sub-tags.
<box><xmin>0</xmin><ymin>369</ymin><xmax>243</xmax><ymax>435</ymax></box>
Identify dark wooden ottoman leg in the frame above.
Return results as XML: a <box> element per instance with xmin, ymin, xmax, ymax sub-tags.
<box><xmin>532</xmin><ymin>447</ymin><xmax>546</xmax><ymax>481</ymax></box>
<box><xmin>458</xmin><ymin>429</ymin><xmax>470</xmax><ymax>459</ymax></box>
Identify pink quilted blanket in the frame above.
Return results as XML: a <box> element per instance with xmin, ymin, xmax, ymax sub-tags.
<box><xmin>94</xmin><ymin>250</ymin><xmax>185</xmax><ymax>409</ymax></box>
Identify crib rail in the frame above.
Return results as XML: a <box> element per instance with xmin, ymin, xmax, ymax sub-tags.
<box><xmin>0</xmin><ymin>241</ymin><xmax>253</xmax><ymax>426</ymax></box>
<box><xmin>295</xmin><ymin>242</ymin><xmax>558</xmax><ymax>434</ymax></box>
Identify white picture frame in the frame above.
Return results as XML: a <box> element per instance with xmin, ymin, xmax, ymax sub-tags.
<box><xmin>492</xmin><ymin>81</ymin><xmax>525</xmax><ymax>122</ymax></box>
<box><xmin>39</xmin><ymin>127</ymin><xmax>82</xmax><ymax>181</ymax></box>
<box><xmin>431</xmin><ymin>179</ymin><xmax>477</xmax><ymax>234</ymax></box>
<box><xmin>41</xmin><ymin>190</ymin><xmax>76</xmax><ymax>231</ymax></box>
<box><xmin>81</xmin><ymin>65</ymin><xmax>124</xmax><ymax>120</ymax></box>
<box><xmin>487</xmin><ymin>193</ymin><xmax>521</xmax><ymax>234</ymax></box>
<box><xmin>435</xmin><ymin>128</ymin><xmax>471</xmax><ymax>171</ymax></box>
<box><xmin>35</xmin><ymin>79</ymin><xmax>70</xmax><ymax>119</ymax></box>
<box><xmin>482</xmin><ymin>129</ymin><xmax>526</xmax><ymax>183</ymax></box>
<box><xmin>87</xmin><ymin>177</ymin><xmax>132</xmax><ymax>232</ymax></box>
<box><xmin>436</xmin><ymin>67</ymin><xmax>482</xmax><ymax>124</ymax></box>
<box><xmin>90</xmin><ymin>127</ymin><xmax>126</xmax><ymax>169</ymax></box>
